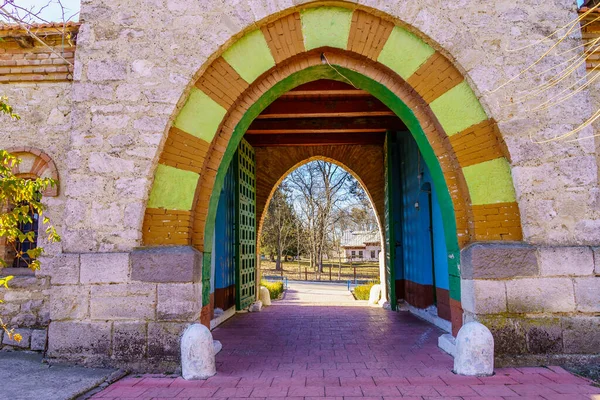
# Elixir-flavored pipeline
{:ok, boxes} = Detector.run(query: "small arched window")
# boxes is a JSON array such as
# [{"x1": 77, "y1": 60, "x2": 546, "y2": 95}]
[{"x1": 1, "y1": 148, "x2": 59, "y2": 270}]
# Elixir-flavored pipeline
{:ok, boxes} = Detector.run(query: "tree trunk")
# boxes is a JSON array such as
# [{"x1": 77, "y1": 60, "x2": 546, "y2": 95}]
[
  {"x1": 318, "y1": 251, "x2": 324, "y2": 274},
  {"x1": 275, "y1": 237, "x2": 281, "y2": 271}
]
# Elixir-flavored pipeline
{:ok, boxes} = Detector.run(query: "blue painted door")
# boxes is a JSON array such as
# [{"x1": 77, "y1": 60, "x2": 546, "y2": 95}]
[{"x1": 214, "y1": 162, "x2": 236, "y2": 311}]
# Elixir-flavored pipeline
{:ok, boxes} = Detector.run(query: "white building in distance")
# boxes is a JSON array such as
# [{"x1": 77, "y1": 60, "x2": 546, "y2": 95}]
[{"x1": 340, "y1": 231, "x2": 381, "y2": 262}]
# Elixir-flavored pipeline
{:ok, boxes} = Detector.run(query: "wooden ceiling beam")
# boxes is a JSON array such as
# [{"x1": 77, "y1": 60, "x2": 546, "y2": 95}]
[
  {"x1": 247, "y1": 116, "x2": 405, "y2": 131},
  {"x1": 245, "y1": 128, "x2": 388, "y2": 135},
  {"x1": 279, "y1": 89, "x2": 370, "y2": 98},
  {"x1": 260, "y1": 97, "x2": 390, "y2": 115},
  {"x1": 255, "y1": 111, "x2": 395, "y2": 119},
  {"x1": 245, "y1": 132, "x2": 386, "y2": 147}
]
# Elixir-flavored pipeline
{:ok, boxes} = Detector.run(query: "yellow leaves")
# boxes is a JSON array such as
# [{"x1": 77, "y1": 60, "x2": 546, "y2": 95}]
[
  {"x1": 0, "y1": 276, "x2": 13, "y2": 303},
  {"x1": 0, "y1": 275, "x2": 13, "y2": 289},
  {"x1": 0, "y1": 317, "x2": 22, "y2": 343}
]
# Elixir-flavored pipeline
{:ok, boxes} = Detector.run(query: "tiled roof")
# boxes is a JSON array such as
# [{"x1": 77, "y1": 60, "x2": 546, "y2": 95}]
[
  {"x1": 0, "y1": 21, "x2": 79, "y2": 30},
  {"x1": 340, "y1": 231, "x2": 380, "y2": 248},
  {"x1": 0, "y1": 21, "x2": 80, "y2": 36}
]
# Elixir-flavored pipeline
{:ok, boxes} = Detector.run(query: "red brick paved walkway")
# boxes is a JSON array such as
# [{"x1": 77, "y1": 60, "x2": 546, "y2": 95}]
[{"x1": 93, "y1": 305, "x2": 600, "y2": 399}]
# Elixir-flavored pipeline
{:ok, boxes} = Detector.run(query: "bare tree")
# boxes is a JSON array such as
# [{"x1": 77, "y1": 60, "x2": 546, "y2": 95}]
[
  {"x1": 261, "y1": 185, "x2": 297, "y2": 271},
  {"x1": 0, "y1": 0, "x2": 78, "y2": 67},
  {"x1": 493, "y1": 2, "x2": 600, "y2": 142},
  {"x1": 287, "y1": 161, "x2": 352, "y2": 276}
]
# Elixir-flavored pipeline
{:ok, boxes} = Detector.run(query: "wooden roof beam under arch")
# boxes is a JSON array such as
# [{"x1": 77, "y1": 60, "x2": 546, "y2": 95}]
[{"x1": 244, "y1": 79, "x2": 406, "y2": 147}]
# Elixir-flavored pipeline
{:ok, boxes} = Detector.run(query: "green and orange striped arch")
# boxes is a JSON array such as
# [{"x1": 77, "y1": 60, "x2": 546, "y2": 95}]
[{"x1": 142, "y1": 4, "x2": 522, "y2": 319}]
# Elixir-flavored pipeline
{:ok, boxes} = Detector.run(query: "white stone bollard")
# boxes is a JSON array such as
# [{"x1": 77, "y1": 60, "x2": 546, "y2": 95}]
[
  {"x1": 181, "y1": 324, "x2": 217, "y2": 380},
  {"x1": 453, "y1": 321, "x2": 494, "y2": 376},
  {"x1": 213, "y1": 340, "x2": 223, "y2": 355},
  {"x1": 248, "y1": 300, "x2": 262, "y2": 312},
  {"x1": 259, "y1": 286, "x2": 272, "y2": 306},
  {"x1": 378, "y1": 251, "x2": 387, "y2": 306},
  {"x1": 368, "y1": 284, "x2": 381, "y2": 305}
]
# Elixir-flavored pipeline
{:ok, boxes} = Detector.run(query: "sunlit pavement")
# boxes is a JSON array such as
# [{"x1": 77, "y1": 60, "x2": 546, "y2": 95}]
[
  {"x1": 276, "y1": 281, "x2": 367, "y2": 306},
  {"x1": 92, "y1": 285, "x2": 600, "y2": 400}
]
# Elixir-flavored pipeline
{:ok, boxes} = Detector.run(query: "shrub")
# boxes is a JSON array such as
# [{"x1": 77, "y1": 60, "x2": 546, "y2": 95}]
[
  {"x1": 260, "y1": 280, "x2": 285, "y2": 299},
  {"x1": 353, "y1": 281, "x2": 379, "y2": 300}
]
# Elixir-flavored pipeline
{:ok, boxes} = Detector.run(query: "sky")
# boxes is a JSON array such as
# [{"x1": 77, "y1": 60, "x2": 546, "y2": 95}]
[
  {"x1": 3, "y1": 0, "x2": 80, "y2": 23},
  {"x1": 6, "y1": 0, "x2": 586, "y2": 23}
]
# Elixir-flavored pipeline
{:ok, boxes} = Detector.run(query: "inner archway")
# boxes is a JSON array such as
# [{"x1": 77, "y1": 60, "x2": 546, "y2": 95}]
[
  {"x1": 257, "y1": 157, "x2": 383, "y2": 284},
  {"x1": 142, "y1": 4, "x2": 523, "y2": 336}
]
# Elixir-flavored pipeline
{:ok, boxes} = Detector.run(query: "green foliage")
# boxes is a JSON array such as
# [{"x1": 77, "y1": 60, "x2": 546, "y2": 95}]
[
  {"x1": 260, "y1": 280, "x2": 285, "y2": 299},
  {"x1": 353, "y1": 281, "x2": 379, "y2": 300},
  {"x1": 0, "y1": 150, "x2": 61, "y2": 270},
  {"x1": 0, "y1": 98, "x2": 60, "y2": 343},
  {"x1": 0, "y1": 96, "x2": 20, "y2": 121}
]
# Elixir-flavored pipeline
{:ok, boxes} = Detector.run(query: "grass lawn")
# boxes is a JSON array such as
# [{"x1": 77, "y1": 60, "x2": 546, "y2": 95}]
[{"x1": 260, "y1": 259, "x2": 380, "y2": 282}]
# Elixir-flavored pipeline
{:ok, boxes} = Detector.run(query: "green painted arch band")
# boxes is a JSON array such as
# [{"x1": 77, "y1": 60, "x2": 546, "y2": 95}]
[
  {"x1": 222, "y1": 29, "x2": 275, "y2": 84},
  {"x1": 429, "y1": 81, "x2": 488, "y2": 136},
  {"x1": 462, "y1": 157, "x2": 517, "y2": 205},
  {"x1": 202, "y1": 64, "x2": 465, "y2": 304},
  {"x1": 173, "y1": 87, "x2": 227, "y2": 143},
  {"x1": 147, "y1": 164, "x2": 199, "y2": 210},
  {"x1": 377, "y1": 26, "x2": 435, "y2": 80}
]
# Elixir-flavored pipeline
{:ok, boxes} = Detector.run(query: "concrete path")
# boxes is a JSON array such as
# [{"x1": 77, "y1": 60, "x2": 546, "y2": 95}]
[
  {"x1": 91, "y1": 285, "x2": 600, "y2": 400},
  {"x1": 277, "y1": 281, "x2": 367, "y2": 306},
  {"x1": 0, "y1": 351, "x2": 114, "y2": 400}
]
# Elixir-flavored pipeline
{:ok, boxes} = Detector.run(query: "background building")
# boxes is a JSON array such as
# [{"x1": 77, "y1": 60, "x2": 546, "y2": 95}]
[{"x1": 340, "y1": 231, "x2": 381, "y2": 262}]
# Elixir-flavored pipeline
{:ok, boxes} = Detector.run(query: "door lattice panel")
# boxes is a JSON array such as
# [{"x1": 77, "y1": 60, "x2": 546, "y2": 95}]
[{"x1": 235, "y1": 138, "x2": 256, "y2": 310}]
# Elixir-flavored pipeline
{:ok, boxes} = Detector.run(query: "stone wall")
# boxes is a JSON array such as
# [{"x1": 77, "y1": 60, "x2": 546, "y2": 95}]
[
  {"x1": 43, "y1": 248, "x2": 202, "y2": 370},
  {"x1": 61, "y1": 0, "x2": 596, "y2": 254},
  {"x1": 0, "y1": 271, "x2": 50, "y2": 352},
  {"x1": 0, "y1": 31, "x2": 72, "y2": 352},
  {"x1": 461, "y1": 243, "x2": 600, "y2": 361},
  {"x1": 0, "y1": 0, "x2": 599, "y2": 369}
]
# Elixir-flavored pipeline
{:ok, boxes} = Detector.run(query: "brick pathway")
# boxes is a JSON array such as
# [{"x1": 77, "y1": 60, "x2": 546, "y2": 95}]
[
  {"x1": 92, "y1": 303, "x2": 600, "y2": 399},
  {"x1": 277, "y1": 281, "x2": 367, "y2": 306}
]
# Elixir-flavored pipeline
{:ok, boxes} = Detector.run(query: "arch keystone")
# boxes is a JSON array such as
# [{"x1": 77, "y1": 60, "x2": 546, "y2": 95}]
[{"x1": 301, "y1": 7, "x2": 353, "y2": 50}]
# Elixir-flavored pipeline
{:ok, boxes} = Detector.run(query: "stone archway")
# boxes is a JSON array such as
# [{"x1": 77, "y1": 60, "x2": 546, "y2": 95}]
[
  {"x1": 254, "y1": 150, "x2": 388, "y2": 309},
  {"x1": 142, "y1": 4, "x2": 522, "y2": 333}
]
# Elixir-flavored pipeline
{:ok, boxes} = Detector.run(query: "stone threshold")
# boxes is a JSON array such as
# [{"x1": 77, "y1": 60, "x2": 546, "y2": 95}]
[
  {"x1": 210, "y1": 306, "x2": 236, "y2": 330},
  {"x1": 401, "y1": 303, "x2": 452, "y2": 333},
  {"x1": 438, "y1": 333, "x2": 456, "y2": 357}
]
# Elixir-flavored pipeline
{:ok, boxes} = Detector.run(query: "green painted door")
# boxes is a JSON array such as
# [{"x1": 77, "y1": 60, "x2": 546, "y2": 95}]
[{"x1": 235, "y1": 138, "x2": 257, "y2": 310}]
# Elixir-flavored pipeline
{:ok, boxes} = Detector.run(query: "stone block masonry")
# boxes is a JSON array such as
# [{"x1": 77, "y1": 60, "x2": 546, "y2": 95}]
[
  {"x1": 461, "y1": 243, "x2": 600, "y2": 359},
  {"x1": 0, "y1": 270, "x2": 50, "y2": 352},
  {"x1": 43, "y1": 247, "x2": 203, "y2": 370}
]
